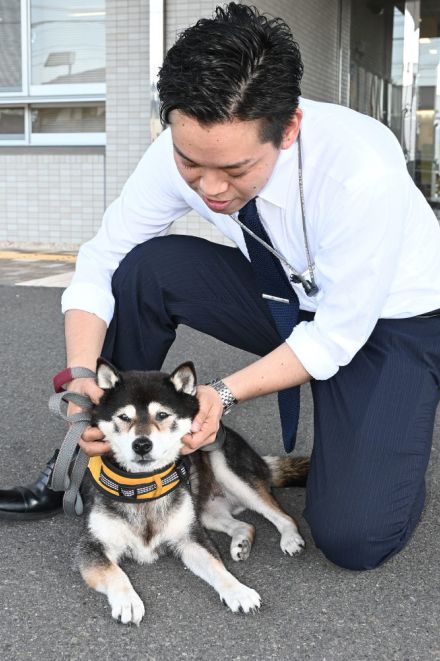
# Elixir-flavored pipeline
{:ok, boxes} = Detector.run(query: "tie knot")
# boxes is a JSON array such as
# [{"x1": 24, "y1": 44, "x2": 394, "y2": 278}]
[
  {"x1": 238, "y1": 197, "x2": 257, "y2": 216},
  {"x1": 238, "y1": 197, "x2": 261, "y2": 233}
]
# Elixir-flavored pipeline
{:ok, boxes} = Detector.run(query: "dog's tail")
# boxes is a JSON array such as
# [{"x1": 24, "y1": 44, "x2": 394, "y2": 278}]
[{"x1": 263, "y1": 455, "x2": 310, "y2": 487}]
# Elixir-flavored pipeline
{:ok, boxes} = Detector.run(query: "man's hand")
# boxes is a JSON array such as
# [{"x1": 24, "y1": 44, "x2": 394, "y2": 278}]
[
  {"x1": 181, "y1": 385, "x2": 224, "y2": 454},
  {"x1": 65, "y1": 377, "x2": 111, "y2": 457}
]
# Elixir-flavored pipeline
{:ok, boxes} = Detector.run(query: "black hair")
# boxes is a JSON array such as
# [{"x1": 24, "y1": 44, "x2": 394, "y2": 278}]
[{"x1": 157, "y1": 2, "x2": 303, "y2": 147}]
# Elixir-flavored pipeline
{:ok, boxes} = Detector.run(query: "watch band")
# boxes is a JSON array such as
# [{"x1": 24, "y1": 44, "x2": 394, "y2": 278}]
[
  {"x1": 208, "y1": 379, "x2": 237, "y2": 415},
  {"x1": 53, "y1": 367, "x2": 96, "y2": 393}
]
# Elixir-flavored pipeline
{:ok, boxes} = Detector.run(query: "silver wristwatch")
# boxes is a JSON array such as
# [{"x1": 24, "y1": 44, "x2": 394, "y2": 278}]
[{"x1": 208, "y1": 379, "x2": 237, "y2": 415}]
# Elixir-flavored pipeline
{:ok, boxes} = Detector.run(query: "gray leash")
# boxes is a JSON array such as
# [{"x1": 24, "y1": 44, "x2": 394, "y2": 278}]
[{"x1": 49, "y1": 368, "x2": 96, "y2": 516}]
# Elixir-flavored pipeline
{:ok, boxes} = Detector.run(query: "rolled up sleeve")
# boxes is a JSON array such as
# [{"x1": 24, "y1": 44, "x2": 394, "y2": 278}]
[{"x1": 61, "y1": 282, "x2": 115, "y2": 327}]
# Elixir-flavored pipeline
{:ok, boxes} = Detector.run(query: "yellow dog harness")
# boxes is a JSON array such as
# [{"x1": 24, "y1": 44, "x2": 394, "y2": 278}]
[{"x1": 87, "y1": 455, "x2": 190, "y2": 502}]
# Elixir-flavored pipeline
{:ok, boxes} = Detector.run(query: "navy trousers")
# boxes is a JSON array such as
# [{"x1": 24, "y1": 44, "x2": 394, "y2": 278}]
[{"x1": 103, "y1": 235, "x2": 440, "y2": 570}]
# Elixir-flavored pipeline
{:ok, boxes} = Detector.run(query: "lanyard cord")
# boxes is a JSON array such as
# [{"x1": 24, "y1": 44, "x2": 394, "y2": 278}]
[
  {"x1": 229, "y1": 132, "x2": 319, "y2": 297},
  {"x1": 297, "y1": 133, "x2": 317, "y2": 292},
  {"x1": 229, "y1": 211, "x2": 301, "y2": 277}
]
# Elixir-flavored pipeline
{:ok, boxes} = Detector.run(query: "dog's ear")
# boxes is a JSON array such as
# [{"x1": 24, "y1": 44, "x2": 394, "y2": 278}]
[
  {"x1": 96, "y1": 357, "x2": 121, "y2": 390},
  {"x1": 169, "y1": 362, "x2": 197, "y2": 395}
]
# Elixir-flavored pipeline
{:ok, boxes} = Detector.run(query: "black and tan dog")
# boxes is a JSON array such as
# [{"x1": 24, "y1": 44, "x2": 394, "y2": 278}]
[{"x1": 77, "y1": 358, "x2": 309, "y2": 625}]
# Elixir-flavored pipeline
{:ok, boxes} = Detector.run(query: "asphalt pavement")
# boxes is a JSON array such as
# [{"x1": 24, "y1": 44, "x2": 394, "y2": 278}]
[{"x1": 0, "y1": 273, "x2": 439, "y2": 660}]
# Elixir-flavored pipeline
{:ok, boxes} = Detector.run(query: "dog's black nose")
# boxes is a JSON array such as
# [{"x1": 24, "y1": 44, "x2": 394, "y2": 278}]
[{"x1": 132, "y1": 437, "x2": 153, "y2": 456}]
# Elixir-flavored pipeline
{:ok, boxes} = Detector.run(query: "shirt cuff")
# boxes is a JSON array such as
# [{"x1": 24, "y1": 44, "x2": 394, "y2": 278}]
[
  {"x1": 61, "y1": 282, "x2": 115, "y2": 327},
  {"x1": 286, "y1": 321, "x2": 340, "y2": 380}
]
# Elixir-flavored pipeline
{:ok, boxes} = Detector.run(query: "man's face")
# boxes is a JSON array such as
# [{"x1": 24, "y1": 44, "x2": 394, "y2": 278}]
[{"x1": 170, "y1": 110, "x2": 300, "y2": 215}]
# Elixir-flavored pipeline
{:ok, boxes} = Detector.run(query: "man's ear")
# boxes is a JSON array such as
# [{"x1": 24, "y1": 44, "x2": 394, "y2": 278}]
[
  {"x1": 280, "y1": 108, "x2": 302, "y2": 150},
  {"x1": 96, "y1": 357, "x2": 121, "y2": 390},
  {"x1": 169, "y1": 362, "x2": 197, "y2": 395}
]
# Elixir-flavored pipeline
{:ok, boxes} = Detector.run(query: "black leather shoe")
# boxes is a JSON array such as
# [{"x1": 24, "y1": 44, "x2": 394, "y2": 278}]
[{"x1": 0, "y1": 450, "x2": 63, "y2": 520}]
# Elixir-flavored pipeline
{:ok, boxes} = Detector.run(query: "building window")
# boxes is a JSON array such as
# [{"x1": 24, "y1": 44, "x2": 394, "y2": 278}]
[
  {"x1": 0, "y1": 0, "x2": 105, "y2": 146},
  {"x1": 31, "y1": 104, "x2": 105, "y2": 132},
  {"x1": 30, "y1": 1, "x2": 105, "y2": 90},
  {"x1": 0, "y1": 107, "x2": 25, "y2": 139},
  {"x1": 0, "y1": 1, "x2": 22, "y2": 93},
  {"x1": 30, "y1": 103, "x2": 105, "y2": 145}
]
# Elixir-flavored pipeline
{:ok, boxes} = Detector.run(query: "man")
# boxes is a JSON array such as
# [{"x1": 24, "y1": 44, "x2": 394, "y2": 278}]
[{"x1": 1, "y1": 3, "x2": 439, "y2": 571}]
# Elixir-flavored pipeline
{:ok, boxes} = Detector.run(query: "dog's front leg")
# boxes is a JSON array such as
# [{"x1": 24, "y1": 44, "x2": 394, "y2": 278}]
[
  {"x1": 176, "y1": 539, "x2": 261, "y2": 613},
  {"x1": 79, "y1": 555, "x2": 145, "y2": 625}
]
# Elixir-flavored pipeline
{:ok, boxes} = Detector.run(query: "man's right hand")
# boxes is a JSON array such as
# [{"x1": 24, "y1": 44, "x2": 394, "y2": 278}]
[{"x1": 66, "y1": 376, "x2": 111, "y2": 457}]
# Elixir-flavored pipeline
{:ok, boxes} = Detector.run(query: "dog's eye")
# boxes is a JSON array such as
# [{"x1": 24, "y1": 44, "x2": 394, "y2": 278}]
[
  {"x1": 156, "y1": 411, "x2": 170, "y2": 421},
  {"x1": 118, "y1": 413, "x2": 131, "y2": 423}
]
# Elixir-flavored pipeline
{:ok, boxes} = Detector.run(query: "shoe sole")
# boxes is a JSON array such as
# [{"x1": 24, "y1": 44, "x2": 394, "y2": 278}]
[{"x1": 0, "y1": 508, "x2": 63, "y2": 521}]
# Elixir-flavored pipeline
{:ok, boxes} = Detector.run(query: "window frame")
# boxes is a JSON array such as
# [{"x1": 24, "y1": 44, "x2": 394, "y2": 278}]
[
  {"x1": 0, "y1": 105, "x2": 27, "y2": 144},
  {"x1": 0, "y1": 0, "x2": 106, "y2": 146}
]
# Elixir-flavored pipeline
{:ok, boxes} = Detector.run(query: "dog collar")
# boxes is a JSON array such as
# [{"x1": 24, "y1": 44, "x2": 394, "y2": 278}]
[{"x1": 87, "y1": 455, "x2": 190, "y2": 503}]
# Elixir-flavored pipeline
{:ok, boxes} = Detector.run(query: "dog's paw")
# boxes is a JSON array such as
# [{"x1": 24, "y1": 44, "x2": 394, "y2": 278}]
[
  {"x1": 108, "y1": 589, "x2": 145, "y2": 625},
  {"x1": 220, "y1": 582, "x2": 261, "y2": 613},
  {"x1": 230, "y1": 524, "x2": 255, "y2": 562},
  {"x1": 280, "y1": 529, "x2": 305, "y2": 556},
  {"x1": 230, "y1": 537, "x2": 252, "y2": 562}
]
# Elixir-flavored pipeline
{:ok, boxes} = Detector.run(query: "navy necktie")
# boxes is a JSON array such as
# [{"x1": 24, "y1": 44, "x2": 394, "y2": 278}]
[{"x1": 238, "y1": 197, "x2": 300, "y2": 453}]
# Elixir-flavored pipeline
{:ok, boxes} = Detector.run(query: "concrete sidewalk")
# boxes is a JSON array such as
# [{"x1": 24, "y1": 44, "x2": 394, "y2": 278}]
[
  {"x1": 0, "y1": 284, "x2": 439, "y2": 661},
  {"x1": 0, "y1": 248, "x2": 75, "y2": 287}
]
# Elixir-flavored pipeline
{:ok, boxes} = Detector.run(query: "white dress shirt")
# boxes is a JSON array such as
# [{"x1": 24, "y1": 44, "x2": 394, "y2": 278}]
[{"x1": 62, "y1": 98, "x2": 440, "y2": 380}]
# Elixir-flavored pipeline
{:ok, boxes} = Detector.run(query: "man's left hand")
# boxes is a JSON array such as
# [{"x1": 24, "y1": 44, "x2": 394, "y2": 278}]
[{"x1": 181, "y1": 384, "x2": 224, "y2": 454}]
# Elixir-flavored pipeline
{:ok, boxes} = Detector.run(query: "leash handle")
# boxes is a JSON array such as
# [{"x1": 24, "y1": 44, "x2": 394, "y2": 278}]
[
  {"x1": 49, "y1": 390, "x2": 93, "y2": 417},
  {"x1": 53, "y1": 367, "x2": 96, "y2": 393},
  {"x1": 48, "y1": 387, "x2": 94, "y2": 516},
  {"x1": 62, "y1": 450, "x2": 90, "y2": 516}
]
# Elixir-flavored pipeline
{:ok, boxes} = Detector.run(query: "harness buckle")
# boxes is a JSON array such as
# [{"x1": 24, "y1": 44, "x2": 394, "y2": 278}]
[
  {"x1": 175, "y1": 458, "x2": 191, "y2": 490},
  {"x1": 119, "y1": 484, "x2": 138, "y2": 499}
]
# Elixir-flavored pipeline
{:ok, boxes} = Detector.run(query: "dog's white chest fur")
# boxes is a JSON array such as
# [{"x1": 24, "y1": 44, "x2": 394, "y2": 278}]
[{"x1": 89, "y1": 496, "x2": 195, "y2": 564}]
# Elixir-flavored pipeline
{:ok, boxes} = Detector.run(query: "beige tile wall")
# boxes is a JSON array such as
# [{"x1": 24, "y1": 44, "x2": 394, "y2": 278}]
[
  {"x1": 0, "y1": 150, "x2": 104, "y2": 245},
  {"x1": 105, "y1": 0, "x2": 150, "y2": 207}
]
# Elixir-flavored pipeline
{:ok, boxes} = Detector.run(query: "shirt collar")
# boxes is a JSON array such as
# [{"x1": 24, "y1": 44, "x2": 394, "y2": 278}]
[{"x1": 257, "y1": 139, "x2": 298, "y2": 209}]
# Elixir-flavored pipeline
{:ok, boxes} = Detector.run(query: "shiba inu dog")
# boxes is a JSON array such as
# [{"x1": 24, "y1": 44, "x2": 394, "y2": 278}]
[{"x1": 77, "y1": 358, "x2": 309, "y2": 625}]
